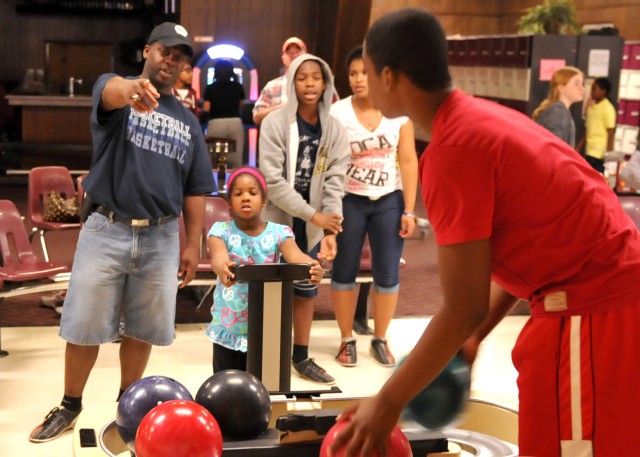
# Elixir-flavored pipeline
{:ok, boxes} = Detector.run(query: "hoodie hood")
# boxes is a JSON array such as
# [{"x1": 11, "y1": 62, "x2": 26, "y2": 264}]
[{"x1": 284, "y1": 53, "x2": 335, "y2": 124}]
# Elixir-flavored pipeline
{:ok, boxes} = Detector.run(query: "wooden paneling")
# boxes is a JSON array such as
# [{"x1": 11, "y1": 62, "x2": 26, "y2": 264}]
[
  {"x1": 317, "y1": 0, "x2": 373, "y2": 97},
  {"x1": 22, "y1": 106, "x2": 91, "y2": 144},
  {"x1": 182, "y1": 0, "x2": 321, "y2": 91},
  {"x1": 370, "y1": 0, "x2": 640, "y2": 40},
  {"x1": 0, "y1": 2, "x2": 145, "y2": 84},
  {"x1": 370, "y1": 0, "x2": 502, "y2": 36},
  {"x1": 3, "y1": 0, "x2": 639, "y2": 105},
  {"x1": 501, "y1": 0, "x2": 640, "y2": 40}
]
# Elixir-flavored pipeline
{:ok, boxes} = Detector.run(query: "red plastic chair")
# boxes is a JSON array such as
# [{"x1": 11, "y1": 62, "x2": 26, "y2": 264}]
[
  {"x1": 0, "y1": 199, "x2": 70, "y2": 356},
  {"x1": 27, "y1": 166, "x2": 81, "y2": 261},
  {"x1": 359, "y1": 236, "x2": 373, "y2": 271},
  {"x1": 200, "y1": 196, "x2": 232, "y2": 267},
  {"x1": 178, "y1": 196, "x2": 231, "y2": 267},
  {"x1": 179, "y1": 196, "x2": 231, "y2": 308},
  {"x1": 76, "y1": 173, "x2": 88, "y2": 209}
]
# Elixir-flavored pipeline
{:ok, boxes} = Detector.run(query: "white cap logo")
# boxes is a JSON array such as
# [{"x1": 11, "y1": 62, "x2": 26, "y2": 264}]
[{"x1": 175, "y1": 25, "x2": 188, "y2": 37}]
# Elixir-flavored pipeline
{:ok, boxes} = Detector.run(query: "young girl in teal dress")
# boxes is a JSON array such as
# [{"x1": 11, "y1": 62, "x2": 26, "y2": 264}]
[{"x1": 206, "y1": 167, "x2": 323, "y2": 372}]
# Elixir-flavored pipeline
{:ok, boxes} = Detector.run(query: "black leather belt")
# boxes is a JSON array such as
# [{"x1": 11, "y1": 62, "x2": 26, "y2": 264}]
[{"x1": 93, "y1": 205, "x2": 176, "y2": 227}]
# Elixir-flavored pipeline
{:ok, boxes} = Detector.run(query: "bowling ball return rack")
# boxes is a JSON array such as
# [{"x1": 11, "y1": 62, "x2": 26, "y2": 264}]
[
  {"x1": 73, "y1": 396, "x2": 518, "y2": 456},
  {"x1": 71, "y1": 264, "x2": 520, "y2": 456}
]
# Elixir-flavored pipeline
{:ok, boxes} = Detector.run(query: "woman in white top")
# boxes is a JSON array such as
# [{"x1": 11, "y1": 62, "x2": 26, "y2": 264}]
[{"x1": 329, "y1": 46, "x2": 418, "y2": 368}]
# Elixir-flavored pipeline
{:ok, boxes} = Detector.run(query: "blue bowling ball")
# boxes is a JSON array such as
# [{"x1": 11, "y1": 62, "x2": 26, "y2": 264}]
[
  {"x1": 116, "y1": 375, "x2": 193, "y2": 452},
  {"x1": 196, "y1": 370, "x2": 271, "y2": 440},
  {"x1": 400, "y1": 352, "x2": 471, "y2": 430}
]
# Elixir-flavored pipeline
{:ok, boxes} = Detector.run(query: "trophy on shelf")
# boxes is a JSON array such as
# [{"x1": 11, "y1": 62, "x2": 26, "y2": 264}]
[{"x1": 205, "y1": 137, "x2": 236, "y2": 196}]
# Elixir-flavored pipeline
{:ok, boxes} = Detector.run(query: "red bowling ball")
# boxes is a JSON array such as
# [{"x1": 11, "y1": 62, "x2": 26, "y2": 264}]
[
  {"x1": 319, "y1": 419, "x2": 412, "y2": 457},
  {"x1": 116, "y1": 375, "x2": 193, "y2": 453},
  {"x1": 135, "y1": 400, "x2": 223, "y2": 457}
]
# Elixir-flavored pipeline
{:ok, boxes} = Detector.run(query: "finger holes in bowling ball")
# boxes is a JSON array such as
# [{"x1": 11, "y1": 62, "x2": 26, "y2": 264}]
[{"x1": 195, "y1": 369, "x2": 272, "y2": 440}]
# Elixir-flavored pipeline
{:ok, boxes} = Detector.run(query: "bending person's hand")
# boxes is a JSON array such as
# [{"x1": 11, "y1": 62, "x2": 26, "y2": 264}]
[{"x1": 329, "y1": 395, "x2": 403, "y2": 457}]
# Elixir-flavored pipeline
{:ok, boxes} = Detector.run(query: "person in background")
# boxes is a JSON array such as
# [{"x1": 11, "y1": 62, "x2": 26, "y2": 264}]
[
  {"x1": 577, "y1": 77, "x2": 616, "y2": 174},
  {"x1": 172, "y1": 61, "x2": 199, "y2": 118},
  {"x1": 29, "y1": 22, "x2": 215, "y2": 443},
  {"x1": 329, "y1": 45, "x2": 417, "y2": 369},
  {"x1": 40, "y1": 290, "x2": 66, "y2": 312},
  {"x1": 329, "y1": 9, "x2": 640, "y2": 457},
  {"x1": 259, "y1": 53, "x2": 350, "y2": 385},
  {"x1": 206, "y1": 167, "x2": 323, "y2": 372},
  {"x1": 252, "y1": 37, "x2": 308, "y2": 125},
  {"x1": 202, "y1": 59, "x2": 246, "y2": 168},
  {"x1": 532, "y1": 66, "x2": 584, "y2": 148}
]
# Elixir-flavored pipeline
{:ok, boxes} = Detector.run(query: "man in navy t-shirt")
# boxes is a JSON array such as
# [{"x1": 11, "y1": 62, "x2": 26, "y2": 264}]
[{"x1": 29, "y1": 22, "x2": 215, "y2": 443}]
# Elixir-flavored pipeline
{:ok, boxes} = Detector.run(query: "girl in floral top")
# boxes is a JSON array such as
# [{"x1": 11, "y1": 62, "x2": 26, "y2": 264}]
[{"x1": 206, "y1": 167, "x2": 323, "y2": 372}]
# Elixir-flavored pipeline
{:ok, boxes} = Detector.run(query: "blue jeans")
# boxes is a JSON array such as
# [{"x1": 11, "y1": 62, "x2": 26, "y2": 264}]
[
  {"x1": 60, "y1": 212, "x2": 180, "y2": 345},
  {"x1": 331, "y1": 190, "x2": 405, "y2": 293}
]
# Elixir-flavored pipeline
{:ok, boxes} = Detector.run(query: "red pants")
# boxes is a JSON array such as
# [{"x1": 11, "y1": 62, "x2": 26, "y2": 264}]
[{"x1": 513, "y1": 301, "x2": 640, "y2": 457}]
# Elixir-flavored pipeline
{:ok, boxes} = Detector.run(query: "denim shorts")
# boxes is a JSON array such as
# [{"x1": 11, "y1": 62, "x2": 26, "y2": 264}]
[
  {"x1": 331, "y1": 190, "x2": 405, "y2": 294},
  {"x1": 59, "y1": 212, "x2": 180, "y2": 345}
]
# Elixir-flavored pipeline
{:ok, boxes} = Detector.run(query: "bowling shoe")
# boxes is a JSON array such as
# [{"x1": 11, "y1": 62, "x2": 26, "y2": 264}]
[
  {"x1": 29, "y1": 405, "x2": 82, "y2": 443},
  {"x1": 335, "y1": 339, "x2": 357, "y2": 367},
  {"x1": 370, "y1": 338, "x2": 396, "y2": 367},
  {"x1": 293, "y1": 358, "x2": 336, "y2": 385}
]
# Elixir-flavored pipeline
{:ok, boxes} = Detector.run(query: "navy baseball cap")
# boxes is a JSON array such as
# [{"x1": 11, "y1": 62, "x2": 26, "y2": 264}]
[{"x1": 147, "y1": 22, "x2": 193, "y2": 57}]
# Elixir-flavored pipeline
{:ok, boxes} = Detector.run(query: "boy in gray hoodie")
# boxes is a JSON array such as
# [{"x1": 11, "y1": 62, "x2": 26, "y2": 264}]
[{"x1": 259, "y1": 54, "x2": 350, "y2": 384}]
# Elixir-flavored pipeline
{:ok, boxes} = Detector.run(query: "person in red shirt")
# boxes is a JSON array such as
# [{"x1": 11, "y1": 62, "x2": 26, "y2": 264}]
[
  {"x1": 172, "y1": 62, "x2": 199, "y2": 118},
  {"x1": 330, "y1": 8, "x2": 640, "y2": 457}
]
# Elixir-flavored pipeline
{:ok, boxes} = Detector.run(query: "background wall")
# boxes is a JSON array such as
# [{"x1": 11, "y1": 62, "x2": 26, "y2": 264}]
[
  {"x1": 371, "y1": 0, "x2": 640, "y2": 41},
  {"x1": 181, "y1": 0, "x2": 321, "y2": 96},
  {"x1": 501, "y1": 0, "x2": 639, "y2": 39},
  {"x1": 370, "y1": 0, "x2": 503, "y2": 36},
  {"x1": 1, "y1": 0, "x2": 638, "y2": 98},
  {"x1": 0, "y1": 1, "x2": 146, "y2": 85}
]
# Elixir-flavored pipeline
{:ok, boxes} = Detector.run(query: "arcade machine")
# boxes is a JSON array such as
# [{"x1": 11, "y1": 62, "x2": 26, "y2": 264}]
[{"x1": 192, "y1": 43, "x2": 260, "y2": 170}]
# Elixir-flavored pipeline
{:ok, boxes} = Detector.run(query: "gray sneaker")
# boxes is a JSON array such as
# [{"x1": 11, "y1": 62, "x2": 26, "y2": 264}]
[
  {"x1": 29, "y1": 406, "x2": 82, "y2": 443},
  {"x1": 292, "y1": 358, "x2": 336, "y2": 385}
]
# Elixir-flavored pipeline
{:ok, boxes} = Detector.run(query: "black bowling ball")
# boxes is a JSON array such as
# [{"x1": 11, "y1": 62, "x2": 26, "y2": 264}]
[{"x1": 195, "y1": 370, "x2": 271, "y2": 440}]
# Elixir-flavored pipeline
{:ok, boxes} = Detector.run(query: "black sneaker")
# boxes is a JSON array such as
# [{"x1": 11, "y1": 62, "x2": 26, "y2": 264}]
[
  {"x1": 292, "y1": 358, "x2": 336, "y2": 385},
  {"x1": 370, "y1": 339, "x2": 396, "y2": 367},
  {"x1": 29, "y1": 406, "x2": 82, "y2": 443},
  {"x1": 335, "y1": 340, "x2": 357, "y2": 367}
]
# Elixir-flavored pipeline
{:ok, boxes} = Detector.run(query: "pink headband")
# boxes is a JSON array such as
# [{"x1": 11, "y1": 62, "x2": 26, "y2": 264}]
[{"x1": 227, "y1": 167, "x2": 267, "y2": 193}]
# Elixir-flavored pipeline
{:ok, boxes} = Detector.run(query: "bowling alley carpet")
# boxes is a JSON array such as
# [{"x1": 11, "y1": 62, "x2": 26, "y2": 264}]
[
  {"x1": 0, "y1": 177, "x2": 529, "y2": 327},
  {"x1": 0, "y1": 234, "x2": 450, "y2": 326}
]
